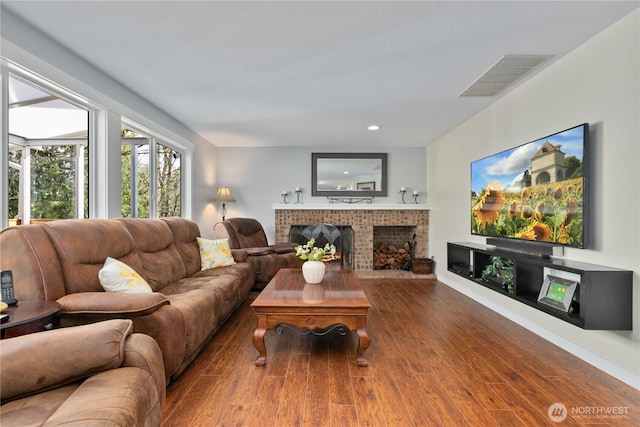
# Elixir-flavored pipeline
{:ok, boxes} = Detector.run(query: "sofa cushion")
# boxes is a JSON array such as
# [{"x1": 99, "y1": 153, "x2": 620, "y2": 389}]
[
  {"x1": 1, "y1": 369, "x2": 160, "y2": 427},
  {"x1": 187, "y1": 264, "x2": 255, "y2": 315},
  {"x1": 217, "y1": 218, "x2": 269, "y2": 249},
  {"x1": 44, "y1": 219, "x2": 141, "y2": 295},
  {"x1": 99, "y1": 257, "x2": 153, "y2": 293},
  {"x1": 197, "y1": 237, "x2": 236, "y2": 270},
  {"x1": 0, "y1": 384, "x2": 79, "y2": 427},
  {"x1": 0, "y1": 225, "x2": 66, "y2": 301},
  {"x1": 160, "y1": 217, "x2": 202, "y2": 277},
  {"x1": 117, "y1": 218, "x2": 188, "y2": 291},
  {"x1": 45, "y1": 368, "x2": 160, "y2": 427},
  {"x1": 164, "y1": 290, "x2": 220, "y2": 358}
]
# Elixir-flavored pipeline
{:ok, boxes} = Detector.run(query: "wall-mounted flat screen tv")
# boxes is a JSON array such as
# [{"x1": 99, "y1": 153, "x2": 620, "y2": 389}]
[{"x1": 471, "y1": 123, "x2": 589, "y2": 248}]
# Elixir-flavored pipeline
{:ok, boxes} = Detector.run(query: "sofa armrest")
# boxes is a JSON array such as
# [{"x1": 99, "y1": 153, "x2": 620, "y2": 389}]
[
  {"x1": 0, "y1": 319, "x2": 133, "y2": 402},
  {"x1": 271, "y1": 242, "x2": 298, "y2": 254},
  {"x1": 57, "y1": 292, "x2": 169, "y2": 318},
  {"x1": 231, "y1": 248, "x2": 249, "y2": 262},
  {"x1": 245, "y1": 247, "x2": 276, "y2": 256},
  {"x1": 123, "y1": 333, "x2": 166, "y2": 405}
]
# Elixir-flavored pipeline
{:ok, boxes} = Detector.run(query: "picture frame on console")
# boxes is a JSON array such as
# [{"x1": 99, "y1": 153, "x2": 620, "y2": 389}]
[{"x1": 537, "y1": 274, "x2": 578, "y2": 313}]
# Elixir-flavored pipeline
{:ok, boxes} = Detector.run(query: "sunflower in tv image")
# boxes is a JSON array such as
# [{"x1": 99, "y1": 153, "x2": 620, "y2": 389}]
[{"x1": 471, "y1": 178, "x2": 583, "y2": 246}]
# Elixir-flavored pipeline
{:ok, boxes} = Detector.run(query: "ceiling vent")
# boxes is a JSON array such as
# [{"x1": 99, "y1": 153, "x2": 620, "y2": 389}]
[{"x1": 460, "y1": 55, "x2": 553, "y2": 97}]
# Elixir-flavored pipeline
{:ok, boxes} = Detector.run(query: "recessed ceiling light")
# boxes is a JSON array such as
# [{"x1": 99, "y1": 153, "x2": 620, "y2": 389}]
[{"x1": 368, "y1": 125, "x2": 381, "y2": 131}]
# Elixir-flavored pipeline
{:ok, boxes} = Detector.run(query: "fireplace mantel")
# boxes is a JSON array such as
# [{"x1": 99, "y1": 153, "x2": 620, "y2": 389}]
[
  {"x1": 272, "y1": 204, "x2": 431, "y2": 211},
  {"x1": 274, "y1": 205, "x2": 430, "y2": 271}
]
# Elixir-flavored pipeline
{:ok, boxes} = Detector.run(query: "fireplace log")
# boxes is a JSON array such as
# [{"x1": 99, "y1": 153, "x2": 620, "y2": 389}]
[{"x1": 373, "y1": 241, "x2": 413, "y2": 270}]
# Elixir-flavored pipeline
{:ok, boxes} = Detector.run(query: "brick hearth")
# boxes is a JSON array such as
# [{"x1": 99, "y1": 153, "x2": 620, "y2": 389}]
[{"x1": 274, "y1": 205, "x2": 429, "y2": 271}]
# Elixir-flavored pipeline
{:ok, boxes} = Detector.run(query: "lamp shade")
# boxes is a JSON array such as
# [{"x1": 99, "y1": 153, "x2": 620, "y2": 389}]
[{"x1": 212, "y1": 187, "x2": 236, "y2": 203}]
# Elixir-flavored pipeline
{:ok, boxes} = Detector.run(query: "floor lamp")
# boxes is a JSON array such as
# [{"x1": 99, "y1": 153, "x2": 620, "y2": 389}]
[{"x1": 213, "y1": 187, "x2": 236, "y2": 221}]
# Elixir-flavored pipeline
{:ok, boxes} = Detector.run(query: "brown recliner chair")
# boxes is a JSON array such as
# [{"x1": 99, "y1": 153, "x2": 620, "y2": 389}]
[
  {"x1": 214, "y1": 218, "x2": 302, "y2": 289},
  {"x1": 1, "y1": 319, "x2": 165, "y2": 426}
]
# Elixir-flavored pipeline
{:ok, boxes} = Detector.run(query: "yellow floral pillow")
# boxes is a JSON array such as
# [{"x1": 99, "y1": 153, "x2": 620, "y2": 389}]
[
  {"x1": 98, "y1": 257, "x2": 152, "y2": 293},
  {"x1": 197, "y1": 237, "x2": 236, "y2": 270}
]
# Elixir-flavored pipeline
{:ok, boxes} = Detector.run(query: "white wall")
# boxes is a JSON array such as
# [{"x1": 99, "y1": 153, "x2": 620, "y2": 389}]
[
  {"x1": 217, "y1": 146, "x2": 427, "y2": 243},
  {"x1": 192, "y1": 141, "x2": 219, "y2": 238},
  {"x1": 428, "y1": 10, "x2": 639, "y2": 388}
]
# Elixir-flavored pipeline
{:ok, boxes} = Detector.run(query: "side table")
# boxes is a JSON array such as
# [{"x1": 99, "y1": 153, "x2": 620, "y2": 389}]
[{"x1": 0, "y1": 300, "x2": 61, "y2": 339}]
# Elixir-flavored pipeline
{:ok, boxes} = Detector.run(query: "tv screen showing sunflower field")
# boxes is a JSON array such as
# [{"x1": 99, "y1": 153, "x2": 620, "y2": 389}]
[{"x1": 471, "y1": 124, "x2": 587, "y2": 247}]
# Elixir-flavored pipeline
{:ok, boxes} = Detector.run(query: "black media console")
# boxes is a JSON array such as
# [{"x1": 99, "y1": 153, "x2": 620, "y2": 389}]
[{"x1": 447, "y1": 242, "x2": 632, "y2": 330}]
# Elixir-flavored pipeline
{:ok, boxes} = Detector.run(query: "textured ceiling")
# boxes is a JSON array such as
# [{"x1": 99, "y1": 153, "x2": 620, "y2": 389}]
[{"x1": 3, "y1": 1, "x2": 637, "y2": 147}]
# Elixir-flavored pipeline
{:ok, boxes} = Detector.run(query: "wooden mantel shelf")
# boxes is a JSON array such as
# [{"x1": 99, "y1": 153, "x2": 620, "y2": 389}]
[{"x1": 272, "y1": 204, "x2": 431, "y2": 211}]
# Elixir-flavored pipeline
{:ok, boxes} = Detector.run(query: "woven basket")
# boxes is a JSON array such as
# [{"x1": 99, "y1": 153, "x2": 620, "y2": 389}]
[{"x1": 411, "y1": 258, "x2": 433, "y2": 274}]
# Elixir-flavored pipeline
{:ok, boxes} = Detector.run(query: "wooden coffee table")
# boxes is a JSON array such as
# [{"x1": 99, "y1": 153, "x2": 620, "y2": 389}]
[{"x1": 251, "y1": 268, "x2": 372, "y2": 367}]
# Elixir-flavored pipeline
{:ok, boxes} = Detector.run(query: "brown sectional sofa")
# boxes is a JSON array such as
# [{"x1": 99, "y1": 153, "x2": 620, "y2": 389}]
[
  {"x1": 0, "y1": 217, "x2": 255, "y2": 383},
  {"x1": 1, "y1": 319, "x2": 165, "y2": 426}
]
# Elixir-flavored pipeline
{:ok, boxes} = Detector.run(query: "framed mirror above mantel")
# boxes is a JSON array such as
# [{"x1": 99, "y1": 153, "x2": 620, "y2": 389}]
[{"x1": 311, "y1": 153, "x2": 388, "y2": 198}]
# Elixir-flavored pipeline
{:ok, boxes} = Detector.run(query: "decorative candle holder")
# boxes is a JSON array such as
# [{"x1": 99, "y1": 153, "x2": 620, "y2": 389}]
[
  {"x1": 294, "y1": 187, "x2": 302, "y2": 204},
  {"x1": 281, "y1": 191, "x2": 289, "y2": 204},
  {"x1": 399, "y1": 187, "x2": 407, "y2": 204}
]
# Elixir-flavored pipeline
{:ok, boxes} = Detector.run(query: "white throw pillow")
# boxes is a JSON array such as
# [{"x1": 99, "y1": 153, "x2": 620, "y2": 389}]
[
  {"x1": 197, "y1": 237, "x2": 236, "y2": 270},
  {"x1": 98, "y1": 257, "x2": 152, "y2": 293}
]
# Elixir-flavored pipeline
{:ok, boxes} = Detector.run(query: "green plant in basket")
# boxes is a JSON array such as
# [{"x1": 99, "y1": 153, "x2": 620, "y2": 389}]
[{"x1": 294, "y1": 238, "x2": 336, "y2": 262}]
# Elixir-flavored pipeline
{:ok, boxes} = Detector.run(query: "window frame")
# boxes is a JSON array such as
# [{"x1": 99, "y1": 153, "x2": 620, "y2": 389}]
[
  {"x1": 2, "y1": 65, "x2": 97, "y2": 227},
  {"x1": 121, "y1": 118, "x2": 185, "y2": 219}
]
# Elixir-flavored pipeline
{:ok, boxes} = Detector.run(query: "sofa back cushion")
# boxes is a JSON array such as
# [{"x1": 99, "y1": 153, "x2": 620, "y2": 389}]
[
  {"x1": 218, "y1": 218, "x2": 269, "y2": 249},
  {"x1": 0, "y1": 225, "x2": 66, "y2": 301},
  {"x1": 160, "y1": 217, "x2": 202, "y2": 277},
  {"x1": 44, "y1": 219, "x2": 142, "y2": 294},
  {"x1": 117, "y1": 218, "x2": 187, "y2": 290}
]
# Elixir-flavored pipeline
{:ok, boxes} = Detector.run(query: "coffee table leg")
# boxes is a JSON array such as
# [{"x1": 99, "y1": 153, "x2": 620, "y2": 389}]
[
  {"x1": 253, "y1": 316, "x2": 267, "y2": 366},
  {"x1": 356, "y1": 317, "x2": 370, "y2": 367}
]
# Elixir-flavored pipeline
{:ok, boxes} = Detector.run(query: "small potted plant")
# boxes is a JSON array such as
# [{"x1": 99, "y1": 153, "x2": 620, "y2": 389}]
[
  {"x1": 481, "y1": 256, "x2": 514, "y2": 294},
  {"x1": 294, "y1": 238, "x2": 336, "y2": 284}
]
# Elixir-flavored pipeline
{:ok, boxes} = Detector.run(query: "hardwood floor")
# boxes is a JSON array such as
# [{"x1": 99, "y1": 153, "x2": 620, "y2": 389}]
[{"x1": 162, "y1": 278, "x2": 639, "y2": 426}]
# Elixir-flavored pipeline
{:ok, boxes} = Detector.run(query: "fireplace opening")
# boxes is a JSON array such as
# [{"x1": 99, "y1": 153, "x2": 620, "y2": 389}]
[
  {"x1": 373, "y1": 226, "x2": 417, "y2": 270},
  {"x1": 289, "y1": 224, "x2": 353, "y2": 268}
]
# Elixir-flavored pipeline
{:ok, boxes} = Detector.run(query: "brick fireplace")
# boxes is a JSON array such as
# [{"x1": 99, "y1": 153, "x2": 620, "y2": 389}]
[{"x1": 274, "y1": 205, "x2": 429, "y2": 271}]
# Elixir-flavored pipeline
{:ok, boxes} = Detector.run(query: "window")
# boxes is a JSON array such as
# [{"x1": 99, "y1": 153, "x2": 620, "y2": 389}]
[
  {"x1": 5, "y1": 75, "x2": 89, "y2": 225},
  {"x1": 2, "y1": 64, "x2": 191, "y2": 228},
  {"x1": 121, "y1": 124, "x2": 182, "y2": 218},
  {"x1": 156, "y1": 143, "x2": 181, "y2": 217}
]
